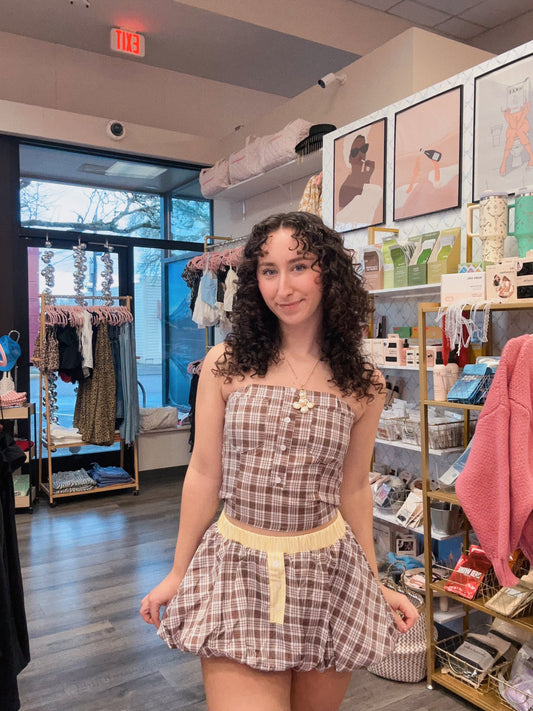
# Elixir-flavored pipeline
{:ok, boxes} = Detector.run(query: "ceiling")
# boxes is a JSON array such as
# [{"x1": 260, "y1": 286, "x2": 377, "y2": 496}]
[
  {"x1": 7, "y1": 0, "x2": 533, "y2": 195},
  {"x1": 0, "y1": 0, "x2": 531, "y2": 99}
]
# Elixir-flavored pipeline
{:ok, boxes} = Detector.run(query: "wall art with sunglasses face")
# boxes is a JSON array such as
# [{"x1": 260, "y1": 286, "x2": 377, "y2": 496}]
[
  {"x1": 333, "y1": 117, "x2": 386, "y2": 233},
  {"x1": 393, "y1": 86, "x2": 463, "y2": 221}
]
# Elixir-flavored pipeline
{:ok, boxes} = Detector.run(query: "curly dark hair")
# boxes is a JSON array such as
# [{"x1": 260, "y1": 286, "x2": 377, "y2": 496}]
[{"x1": 217, "y1": 211, "x2": 378, "y2": 399}]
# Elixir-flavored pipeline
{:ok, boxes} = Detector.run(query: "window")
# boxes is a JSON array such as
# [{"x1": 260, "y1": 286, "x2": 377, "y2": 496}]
[{"x1": 20, "y1": 143, "x2": 210, "y2": 434}]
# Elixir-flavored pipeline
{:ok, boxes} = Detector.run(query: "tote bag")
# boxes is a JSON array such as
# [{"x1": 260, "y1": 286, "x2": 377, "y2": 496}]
[{"x1": 367, "y1": 564, "x2": 436, "y2": 683}]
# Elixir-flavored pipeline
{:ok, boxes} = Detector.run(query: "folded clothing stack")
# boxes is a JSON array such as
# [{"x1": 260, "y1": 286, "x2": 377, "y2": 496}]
[
  {"x1": 88, "y1": 462, "x2": 133, "y2": 487},
  {"x1": 49, "y1": 424, "x2": 84, "y2": 444},
  {"x1": 52, "y1": 468, "x2": 96, "y2": 494},
  {"x1": 0, "y1": 391, "x2": 27, "y2": 407}
]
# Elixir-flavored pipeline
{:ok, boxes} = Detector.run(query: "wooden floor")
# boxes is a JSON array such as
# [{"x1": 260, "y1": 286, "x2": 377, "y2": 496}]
[{"x1": 14, "y1": 470, "x2": 475, "y2": 711}]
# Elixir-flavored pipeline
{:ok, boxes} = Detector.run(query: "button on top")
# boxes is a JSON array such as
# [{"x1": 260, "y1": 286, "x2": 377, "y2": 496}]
[{"x1": 279, "y1": 444, "x2": 286, "y2": 452}]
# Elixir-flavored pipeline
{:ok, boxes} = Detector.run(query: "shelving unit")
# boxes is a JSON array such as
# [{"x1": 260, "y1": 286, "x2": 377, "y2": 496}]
[
  {"x1": 214, "y1": 151, "x2": 322, "y2": 202},
  {"x1": 37, "y1": 294, "x2": 139, "y2": 506},
  {"x1": 418, "y1": 300, "x2": 533, "y2": 710},
  {"x1": 2, "y1": 402, "x2": 37, "y2": 512},
  {"x1": 375, "y1": 437, "x2": 462, "y2": 457}
]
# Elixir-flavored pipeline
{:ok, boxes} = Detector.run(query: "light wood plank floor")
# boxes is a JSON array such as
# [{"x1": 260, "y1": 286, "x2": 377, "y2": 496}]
[{"x1": 14, "y1": 470, "x2": 474, "y2": 711}]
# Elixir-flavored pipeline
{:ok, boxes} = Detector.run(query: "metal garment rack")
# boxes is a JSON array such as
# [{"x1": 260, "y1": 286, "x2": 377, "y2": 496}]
[{"x1": 36, "y1": 293, "x2": 139, "y2": 505}]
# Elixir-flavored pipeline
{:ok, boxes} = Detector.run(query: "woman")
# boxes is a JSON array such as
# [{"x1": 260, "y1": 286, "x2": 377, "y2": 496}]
[
  {"x1": 140, "y1": 212, "x2": 418, "y2": 711},
  {"x1": 338, "y1": 134, "x2": 375, "y2": 210}
]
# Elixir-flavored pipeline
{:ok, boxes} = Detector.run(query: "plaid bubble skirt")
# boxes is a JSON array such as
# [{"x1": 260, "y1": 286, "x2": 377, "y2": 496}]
[{"x1": 158, "y1": 510, "x2": 399, "y2": 672}]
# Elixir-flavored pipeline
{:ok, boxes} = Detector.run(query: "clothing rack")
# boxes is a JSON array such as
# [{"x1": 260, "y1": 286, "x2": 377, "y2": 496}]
[
  {"x1": 36, "y1": 293, "x2": 139, "y2": 505},
  {"x1": 203, "y1": 236, "x2": 233, "y2": 353}
]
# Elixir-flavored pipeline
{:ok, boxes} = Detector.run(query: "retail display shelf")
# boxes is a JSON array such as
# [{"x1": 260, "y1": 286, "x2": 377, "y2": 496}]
[
  {"x1": 372, "y1": 506, "x2": 460, "y2": 541},
  {"x1": 433, "y1": 602, "x2": 465, "y2": 624},
  {"x1": 420, "y1": 300, "x2": 533, "y2": 314},
  {"x1": 42, "y1": 432, "x2": 122, "y2": 450},
  {"x1": 2, "y1": 403, "x2": 35, "y2": 419},
  {"x1": 374, "y1": 437, "x2": 462, "y2": 457},
  {"x1": 430, "y1": 580, "x2": 533, "y2": 633},
  {"x1": 424, "y1": 399, "x2": 484, "y2": 411},
  {"x1": 430, "y1": 671, "x2": 508, "y2": 711},
  {"x1": 39, "y1": 481, "x2": 138, "y2": 499},
  {"x1": 369, "y1": 284, "x2": 440, "y2": 298},
  {"x1": 379, "y1": 364, "x2": 432, "y2": 371},
  {"x1": 427, "y1": 489, "x2": 459, "y2": 505},
  {"x1": 215, "y1": 152, "x2": 323, "y2": 202}
]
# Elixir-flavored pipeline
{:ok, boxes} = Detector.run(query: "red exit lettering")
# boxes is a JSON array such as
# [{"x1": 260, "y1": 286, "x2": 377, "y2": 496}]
[{"x1": 110, "y1": 28, "x2": 145, "y2": 58}]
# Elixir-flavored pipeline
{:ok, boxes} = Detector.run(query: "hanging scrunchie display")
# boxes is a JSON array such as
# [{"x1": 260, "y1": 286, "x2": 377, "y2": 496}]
[
  {"x1": 41, "y1": 235, "x2": 56, "y2": 306},
  {"x1": 101, "y1": 243, "x2": 114, "y2": 306},
  {"x1": 72, "y1": 240, "x2": 88, "y2": 306},
  {"x1": 41, "y1": 236, "x2": 59, "y2": 423}
]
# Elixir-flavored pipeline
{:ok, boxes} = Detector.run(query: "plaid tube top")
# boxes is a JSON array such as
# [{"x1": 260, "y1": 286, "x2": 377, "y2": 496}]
[{"x1": 220, "y1": 384, "x2": 357, "y2": 531}]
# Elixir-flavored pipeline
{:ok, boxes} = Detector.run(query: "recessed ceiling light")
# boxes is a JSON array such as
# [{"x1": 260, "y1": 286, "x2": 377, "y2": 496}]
[{"x1": 105, "y1": 161, "x2": 167, "y2": 179}]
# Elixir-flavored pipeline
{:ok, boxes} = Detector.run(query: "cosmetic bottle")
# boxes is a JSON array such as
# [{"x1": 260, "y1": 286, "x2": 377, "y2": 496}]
[{"x1": 432, "y1": 352, "x2": 459, "y2": 401}]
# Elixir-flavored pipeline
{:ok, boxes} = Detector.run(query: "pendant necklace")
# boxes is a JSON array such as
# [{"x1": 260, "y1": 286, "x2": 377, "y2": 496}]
[{"x1": 283, "y1": 354, "x2": 321, "y2": 414}]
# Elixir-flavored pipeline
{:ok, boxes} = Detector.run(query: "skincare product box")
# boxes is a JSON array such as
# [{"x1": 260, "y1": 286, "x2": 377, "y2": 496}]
[
  {"x1": 408, "y1": 231, "x2": 439, "y2": 286},
  {"x1": 363, "y1": 246, "x2": 383, "y2": 291},
  {"x1": 392, "y1": 235, "x2": 421, "y2": 288},
  {"x1": 382, "y1": 237, "x2": 399, "y2": 289},
  {"x1": 485, "y1": 261, "x2": 518, "y2": 302},
  {"x1": 440, "y1": 272, "x2": 486, "y2": 305},
  {"x1": 427, "y1": 227, "x2": 462, "y2": 284}
]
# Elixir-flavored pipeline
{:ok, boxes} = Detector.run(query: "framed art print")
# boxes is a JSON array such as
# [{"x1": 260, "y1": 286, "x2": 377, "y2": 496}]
[
  {"x1": 333, "y1": 117, "x2": 386, "y2": 232},
  {"x1": 394, "y1": 86, "x2": 462, "y2": 221},
  {"x1": 474, "y1": 54, "x2": 533, "y2": 200}
]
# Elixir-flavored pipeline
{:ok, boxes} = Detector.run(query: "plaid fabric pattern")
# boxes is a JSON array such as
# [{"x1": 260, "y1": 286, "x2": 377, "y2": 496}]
[
  {"x1": 158, "y1": 521, "x2": 398, "y2": 672},
  {"x1": 158, "y1": 385, "x2": 398, "y2": 672},
  {"x1": 220, "y1": 385, "x2": 356, "y2": 531}
]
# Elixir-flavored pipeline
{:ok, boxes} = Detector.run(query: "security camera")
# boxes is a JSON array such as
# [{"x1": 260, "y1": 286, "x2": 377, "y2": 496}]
[
  {"x1": 317, "y1": 73, "x2": 346, "y2": 89},
  {"x1": 106, "y1": 121, "x2": 126, "y2": 140}
]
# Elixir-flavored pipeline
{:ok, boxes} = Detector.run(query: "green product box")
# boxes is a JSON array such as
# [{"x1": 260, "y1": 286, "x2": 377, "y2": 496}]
[
  {"x1": 391, "y1": 245, "x2": 410, "y2": 288},
  {"x1": 408, "y1": 231, "x2": 439, "y2": 286},
  {"x1": 393, "y1": 326, "x2": 412, "y2": 338},
  {"x1": 427, "y1": 227, "x2": 462, "y2": 284}
]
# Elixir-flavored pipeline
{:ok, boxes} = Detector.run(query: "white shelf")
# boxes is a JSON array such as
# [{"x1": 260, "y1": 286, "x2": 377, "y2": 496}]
[
  {"x1": 369, "y1": 284, "x2": 440, "y2": 298},
  {"x1": 375, "y1": 437, "x2": 462, "y2": 457},
  {"x1": 215, "y1": 152, "x2": 322, "y2": 202},
  {"x1": 433, "y1": 601, "x2": 466, "y2": 624},
  {"x1": 379, "y1": 364, "x2": 433, "y2": 371},
  {"x1": 373, "y1": 505, "x2": 461, "y2": 541}
]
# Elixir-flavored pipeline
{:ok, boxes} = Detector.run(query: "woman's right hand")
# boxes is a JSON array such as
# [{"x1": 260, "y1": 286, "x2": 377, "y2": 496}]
[{"x1": 139, "y1": 571, "x2": 182, "y2": 628}]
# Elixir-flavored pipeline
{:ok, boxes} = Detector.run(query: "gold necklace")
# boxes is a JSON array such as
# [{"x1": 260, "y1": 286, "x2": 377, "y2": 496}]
[{"x1": 283, "y1": 354, "x2": 321, "y2": 414}]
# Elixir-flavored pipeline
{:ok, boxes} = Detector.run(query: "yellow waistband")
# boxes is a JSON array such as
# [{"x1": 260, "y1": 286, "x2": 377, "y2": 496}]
[{"x1": 217, "y1": 509, "x2": 346, "y2": 554}]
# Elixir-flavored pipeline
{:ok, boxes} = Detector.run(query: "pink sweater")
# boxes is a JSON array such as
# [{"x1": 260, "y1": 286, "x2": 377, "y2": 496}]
[{"x1": 456, "y1": 334, "x2": 533, "y2": 587}]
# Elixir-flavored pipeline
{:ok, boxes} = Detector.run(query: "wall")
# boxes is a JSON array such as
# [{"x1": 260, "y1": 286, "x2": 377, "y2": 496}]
[
  {"x1": 0, "y1": 29, "x2": 282, "y2": 164},
  {"x1": 214, "y1": 29, "x2": 492, "y2": 240}
]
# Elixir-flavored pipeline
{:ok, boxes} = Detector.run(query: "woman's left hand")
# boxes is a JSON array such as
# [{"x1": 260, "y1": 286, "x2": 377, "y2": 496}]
[{"x1": 380, "y1": 585, "x2": 420, "y2": 633}]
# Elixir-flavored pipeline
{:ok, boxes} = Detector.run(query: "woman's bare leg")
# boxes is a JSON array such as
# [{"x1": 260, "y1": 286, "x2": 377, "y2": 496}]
[
  {"x1": 290, "y1": 668, "x2": 352, "y2": 711},
  {"x1": 201, "y1": 656, "x2": 292, "y2": 711}
]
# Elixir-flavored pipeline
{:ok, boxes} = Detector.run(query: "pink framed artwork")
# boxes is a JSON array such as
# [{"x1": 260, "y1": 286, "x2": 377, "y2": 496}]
[
  {"x1": 393, "y1": 86, "x2": 463, "y2": 221},
  {"x1": 333, "y1": 117, "x2": 386, "y2": 232},
  {"x1": 473, "y1": 54, "x2": 533, "y2": 200}
]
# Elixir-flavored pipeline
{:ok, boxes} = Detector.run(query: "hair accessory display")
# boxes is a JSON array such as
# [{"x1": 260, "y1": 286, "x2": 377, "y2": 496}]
[
  {"x1": 100, "y1": 243, "x2": 114, "y2": 306},
  {"x1": 41, "y1": 236, "x2": 56, "y2": 306},
  {"x1": 72, "y1": 240, "x2": 88, "y2": 306}
]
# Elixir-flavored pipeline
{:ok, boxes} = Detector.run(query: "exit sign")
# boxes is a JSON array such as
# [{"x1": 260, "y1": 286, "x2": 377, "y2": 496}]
[{"x1": 110, "y1": 28, "x2": 145, "y2": 57}]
